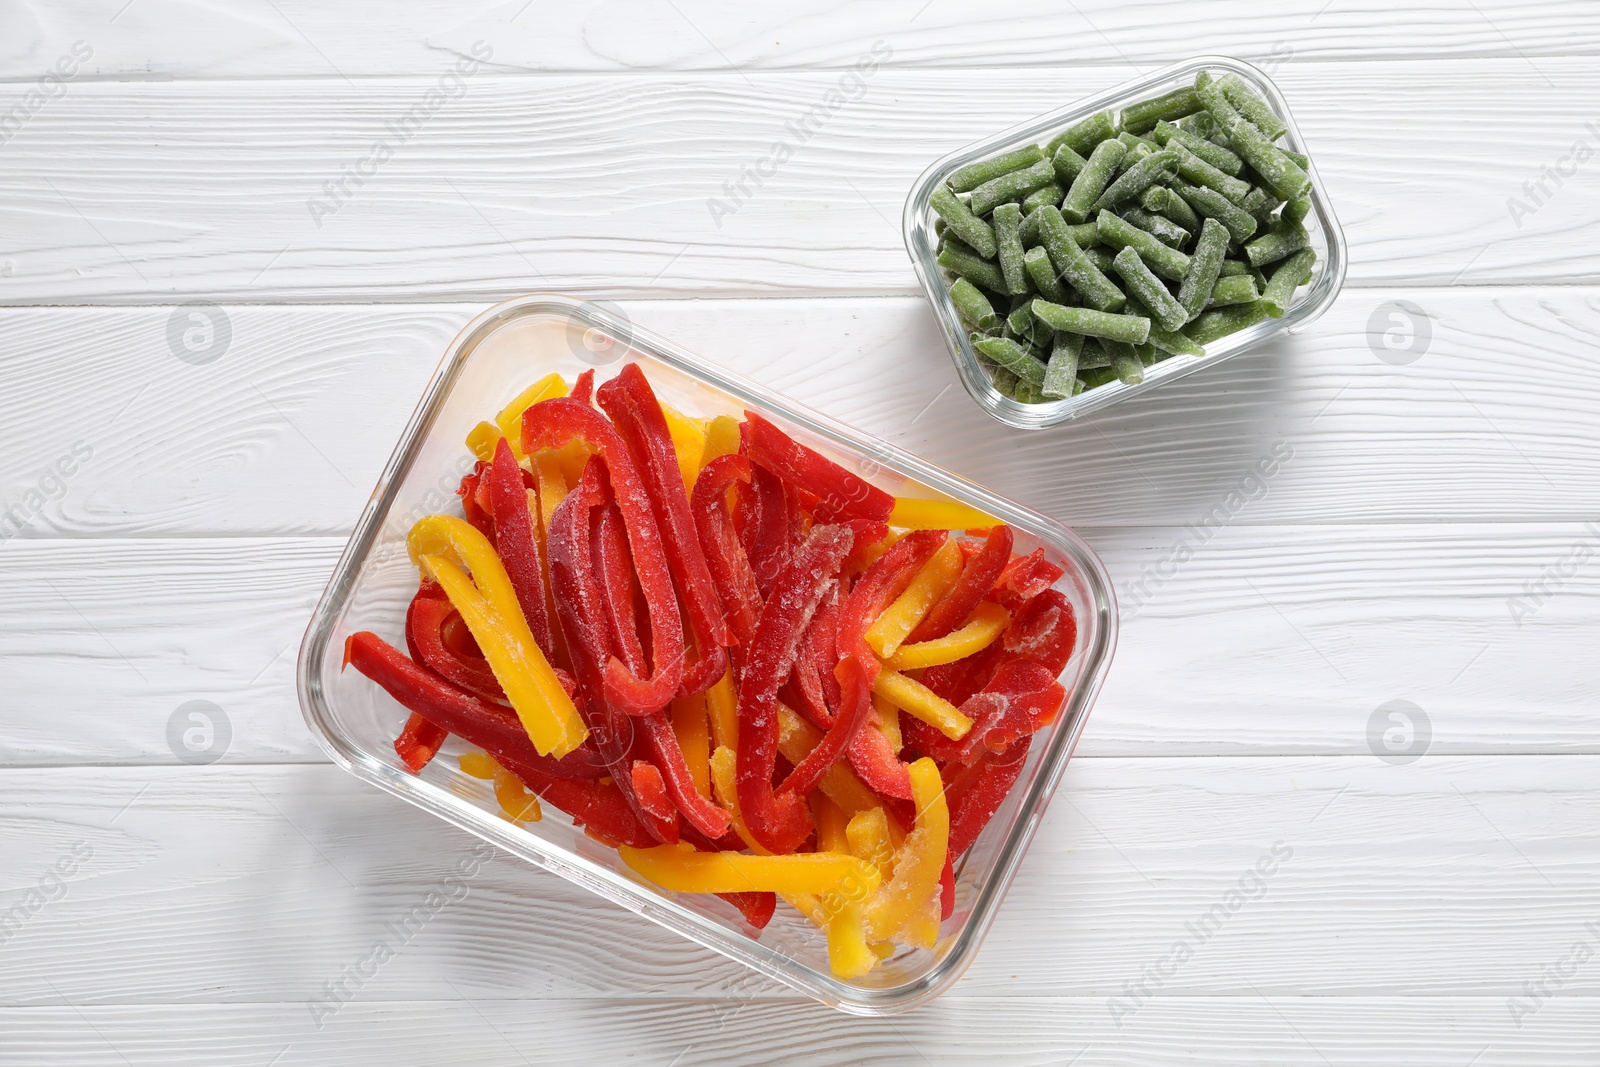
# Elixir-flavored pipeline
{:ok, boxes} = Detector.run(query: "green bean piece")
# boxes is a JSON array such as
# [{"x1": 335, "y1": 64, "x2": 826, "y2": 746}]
[
  {"x1": 934, "y1": 217, "x2": 946, "y2": 237},
  {"x1": 1184, "y1": 300, "x2": 1272, "y2": 345},
  {"x1": 1021, "y1": 183, "x2": 1064, "y2": 215},
  {"x1": 1207, "y1": 273, "x2": 1261, "y2": 307},
  {"x1": 1030, "y1": 298, "x2": 1151, "y2": 345},
  {"x1": 1034, "y1": 206, "x2": 1126, "y2": 311},
  {"x1": 1181, "y1": 110, "x2": 1217, "y2": 138},
  {"x1": 1137, "y1": 343, "x2": 1161, "y2": 367},
  {"x1": 974, "y1": 336, "x2": 1046, "y2": 387},
  {"x1": 1093, "y1": 149, "x2": 1179, "y2": 211},
  {"x1": 1094, "y1": 209, "x2": 1191, "y2": 282},
  {"x1": 1081, "y1": 365, "x2": 1118, "y2": 389},
  {"x1": 1120, "y1": 207, "x2": 1190, "y2": 248},
  {"x1": 1226, "y1": 119, "x2": 1312, "y2": 201},
  {"x1": 1047, "y1": 110, "x2": 1117, "y2": 157},
  {"x1": 949, "y1": 278, "x2": 1000, "y2": 331},
  {"x1": 1126, "y1": 295, "x2": 1208, "y2": 357},
  {"x1": 1077, "y1": 339, "x2": 1112, "y2": 369},
  {"x1": 937, "y1": 247, "x2": 1008, "y2": 293},
  {"x1": 1019, "y1": 208, "x2": 1097, "y2": 248},
  {"x1": 1120, "y1": 85, "x2": 1202, "y2": 135},
  {"x1": 1051, "y1": 143, "x2": 1089, "y2": 184},
  {"x1": 1084, "y1": 246, "x2": 1117, "y2": 274},
  {"x1": 1111, "y1": 248, "x2": 1188, "y2": 333},
  {"x1": 1103, "y1": 340, "x2": 1146, "y2": 384},
  {"x1": 968, "y1": 158, "x2": 1059, "y2": 217},
  {"x1": 1244, "y1": 218, "x2": 1311, "y2": 268},
  {"x1": 990, "y1": 364, "x2": 1019, "y2": 397},
  {"x1": 1022, "y1": 245, "x2": 1070, "y2": 304},
  {"x1": 1239, "y1": 185, "x2": 1282, "y2": 225},
  {"x1": 1282, "y1": 147, "x2": 1310, "y2": 169},
  {"x1": 1177, "y1": 216, "x2": 1230, "y2": 321},
  {"x1": 1171, "y1": 179, "x2": 1258, "y2": 243},
  {"x1": 948, "y1": 145, "x2": 1048, "y2": 194},
  {"x1": 1150, "y1": 120, "x2": 1244, "y2": 176},
  {"x1": 1218, "y1": 258, "x2": 1251, "y2": 277},
  {"x1": 1139, "y1": 184, "x2": 1200, "y2": 233},
  {"x1": 1117, "y1": 130, "x2": 1157, "y2": 153},
  {"x1": 1061, "y1": 138, "x2": 1127, "y2": 223},
  {"x1": 1282, "y1": 196, "x2": 1312, "y2": 226},
  {"x1": 1218, "y1": 74, "x2": 1288, "y2": 141},
  {"x1": 992, "y1": 203, "x2": 1029, "y2": 295},
  {"x1": 1194, "y1": 71, "x2": 1243, "y2": 131},
  {"x1": 1260, "y1": 247, "x2": 1316, "y2": 317},
  {"x1": 1168, "y1": 142, "x2": 1251, "y2": 204},
  {"x1": 1041, "y1": 331, "x2": 1083, "y2": 399},
  {"x1": 930, "y1": 185, "x2": 998, "y2": 259},
  {"x1": 1013, "y1": 378, "x2": 1045, "y2": 403},
  {"x1": 1006, "y1": 299, "x2": 1052, "y2": 347}
]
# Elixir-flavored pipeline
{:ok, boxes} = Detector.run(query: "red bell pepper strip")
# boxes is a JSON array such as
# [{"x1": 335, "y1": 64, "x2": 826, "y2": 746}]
[
  {"x1": 405, "y1": 582, "x2": 504, "y2": 701},
  {"x1": 503, "y1": 757, "x2": 658, "y2": 848},
  {"x1": 524, "y1": 396, "x2": 685, "y2": 713},
  {"x1": 739, "y1": 461, "x2": 792, "y2": 600},
  {"x1": 909, "y1": 525, "x2": 1014, "y2": 644},
  {"x1": 631, "y1": 761, "x2": 680, "y2": 845},
  {"x1": 597, "y1": 363, "x2": 731, "y2": 697},
  {"x1": 904, "y1": 661, "x2": 1064, "y2": 766},
  {"x1": 835, "y1": 529, "x2": 948, "y2": 679},
  {"x1": 457, "y1": 461, "x2": 496, "y2": 540},
  {"x1": 939, "y1": 856, "x2": 955, "y2": 921},
  {"x1": 946, "y1": 733, "x2": 1032, "y2": 859},
  {"x1": 919, "y1": 638, "x2": 1006, "y2": 707},
  {"x1": 593, "y1": 500, "x2": 648, "y2": 678},
  {"x1": 744, "y1": 411, "x2": 894, "y2": 523},
  {"x1": 637, "y1": 712, "x2": 732, "y2": 840},
  {"x1": 691, "y1": 454, "x2": 763, "y2": 654},
  {"x1": 1002, "y1": 588, "x2": 1078, "y2": 677},
  {"x1": 393, "y1": 713, "x2": 449, "y2": 773},
  {"x1": 738, "y1": 523, "x2": 855, "y2": 854},
  {"x1": 489, "y1": 437, "x2": 556, "y2": 656},
  {"x1": 845, "y1": 716, "x2": 913, "y2": 801},
  {"x1": 344, "y1": 631, "x2": 607, "y2": 780},
  {"x1": 721, "y1": 890, "x2": 776, "y2": 930},
  {"x1": 992, "y1": 548, "x2": 1065, "y2": 611},
  {"x1": 570, "y1": 368, "x2": 595, "y2": 406},
  {"x1": 781, "y1": 654, "x2": 872, "y2": 799}
]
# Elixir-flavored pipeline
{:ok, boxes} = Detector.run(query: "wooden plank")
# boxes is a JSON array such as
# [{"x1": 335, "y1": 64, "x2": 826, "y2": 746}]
[
  {"x1": 8, "y1": 1, "x2": 1598, "y2": 78},
  {"x1": 0, "y1": 61, "x2": 1595, "y2": 302},
  {"x1": 2, "y1": 759, "x2": 1598, "y2": 1005},
  {"x1": 4, "y1": 289, "x2": 1599, "y2": 540}
]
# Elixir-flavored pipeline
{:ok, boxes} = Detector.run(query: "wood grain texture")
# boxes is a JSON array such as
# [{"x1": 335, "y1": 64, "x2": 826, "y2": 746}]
[
  {"x1": 2, "y1": 759, "x2": 1597, "y2": 1004},
  {"x1": 4, "y1": 289, "x2": 1599, "y2": 540},
  {"x1": 0, "y1": 61, "x2": 1595, "y2": 303},
  {"x1": 6, "y1": 0, "x2": 1599, "y2": 77}
]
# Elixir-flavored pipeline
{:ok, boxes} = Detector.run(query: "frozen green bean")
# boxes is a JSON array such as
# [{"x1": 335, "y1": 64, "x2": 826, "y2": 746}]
[
  {"x1": 1207, "y1": 273, "x2": 1260, "y2": 307},
  {"x1": 1034, "y1": 206, "x2": 1126, "y2": 311},
  {"x1": 1030, "y1": 298, "x2": 1151, "y2": 345},
  {"x1": 947, "y1": 145, "x2": 1047, "y2": 194},
  {"x1": 1077, "y1": 339, "x2": 1112, "y2": 370},
  {"x1": 930, "y1": 185, "x2": 998, "y2": 258},
  {"x1": 1013, "y1": 379, "x2": 1044, "y2": 403},
  {"x1": 1120, "y1": 207, "x2": 1189, "y2": 248},
  {"x1": 1094, "y1": 209, "x2": 1191, "y2": 282},
  {"x1": 1021, "y1": 183, "x2": 1064, "y2": 215},
  {"x1": 1171, "y1": 178, "x2": 1258, "y2": 243},
  {"x1": 1194, "y1": 71, "x2": 1243, "y2": 131},
  {"x1": 1282, "y1": 147, "x2": 1310, "y2": 169},
  {"x1": 1184, "y1": 300, "x2": 1272, "y2": 345},
  {"x1": 1051, "y1": 143, "x2": 1089, "y2": 184},
  {"x1": 1139, "y1": 184, "x2": 1200, "y2": 233},
  {"x1": 1219, "y1": 74, "x2": 1288, "y2": 141},
  {"x1": 1120, "y1": 86, "x2": 1202, "y2": 135},
  {"x1": 1041, "y1": 331, "x2": 1083, "y2": 399},
  {"x1": 1111, "y1": 247, "x2": 1188, "y2": 333},
  {"x1": 1047, "y1": 110, "x2": 1116, "y2": 157},
  {"x1": 938, "y1": 246, "x2": 1008, "y2": 293},
  {"x1": 1260, "y1": 247, "x2": 1316, "y2": 317},
  {"x1": 1061, "y1": 138, "x2": 1127, "y2": 223},
  {"x1": 1083, "y1": 246, "x2": 1117, "y2": 274},
  {"x1": 1150, "y1": 120, "x2": 1244, "y2": 176},
  {"x1": 1239, "y1": 185, "x2": 1282, "y2": 225},
  {"x1": 992, "y1": 203, "x2": 1029, "y2": 295},
  {"x1": 1226, "y1": 119, "x2": 1311, "y2": 201},
  {"x1": 1244, "y1": 218, "x2": 1310, "y2": 268},
  {"x1": 969, "y1": 158, "x2": 1059, "y2": 217},
  {"x1": 1007, "y1": 299, "x2": 1052, "y2": 346},
  {"x1": 1126, "y1": 295, "x2": 1207, "y2": 357},
  {"x1": 1018, "y1": 207, "x2": 1097, "y2": 248},
  {"x1": 1093, "y1": 149, "x2": 1179, "y2": 211},
  {"x1": 1218, "y1": 258, "x2": 1251, "y2": 277},
  {"x1": 1177, "y1": 216, "x2": 1229, "y2": 321},
  {"x1": 1282, "y1": 196, "x2": 1312, "y2": 226},
  {"x1": 990, "y1": 364, "x2": 1019, "y2": 397},
  {"x1": 1081, "y1": 365, "x2": 1118, "y2": 389},
  {"x1": 949, "y1": 278, "x2": 999, "y2": 331},
  {"x1": 1168, "y1": 142, "x2": 1251, "y2": 204},
  {"x1": 974, "y1": 336, "x2": 1046, "y2": 387},
  {"x1": 1022, "y1": 245, "x2": 1069, "y2": 304},
  {"x1": 1103, "y1": 340, "x2": 1146, "y2": 384}
]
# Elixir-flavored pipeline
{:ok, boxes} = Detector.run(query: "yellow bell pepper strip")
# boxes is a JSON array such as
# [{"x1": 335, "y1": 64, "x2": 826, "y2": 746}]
[
  {"x1": 458, "y1": 752, "x2": 498, "y2": 779},
  {"x1": 710, "y1": 745, "x2": 769, "y2": 855},
  {"x1": 846, "y1": 807, "x2": 896, "y2": 878},
  {"x1": 532, "y1": 451, "x2": 567, "y2": 531},
  {"x1": 873, "y1": 668, "x2": 973, "y2": 741},
  {"x1": 671, "y1": 693, "x2": 711, "y2": 800},
  {"x1": 814, "y1": 791, "x2": 851, "y2": 853},
  {"x1": 408, "y1": 515, "x2": 587, "y2": 758},
  {"x1": 701, "y1": 414, "x2": 743, "y2": 467},
  {"x1": 896, "y1": 898, "x2": 940, "y2": 950},
  {"x1": 776, "y1": 703, "x2": 880, "y2": 816},
  {"x1": 888, "y1": 496, "x2": 999, "y2": 531},
  {"x1": 885, "y1": 602, "x2": 1010, "y2": 671},
  {"x1": 495, "y1": 372, "x2": 569, "y2": 458},
  {"x1": 466, "y1": 421, "x2": 503, "y2": 463},
  {"x1": 908, "y1": 525, "x2": 1013, "y2": 644},
  {"x1": 620, "y1": 843, "x2": 882, "y2": 896},
  {"x1": 861, "y1": 757, "x2": 949, "y2": 944},
  {"x1": 706, "y1": 670, "x2": 739, "y2": 753},
  {"x1": 873, "y1": 694, "x2": 903, "y2": 753},
  {"x1": 865, "y1": 538, "x2": 965, "y2": 659},
  {"x1": 827, "y1": 902, "x2": 876, "y2": 978},
  {"x1": 659, "y1": 400, "x2": 708, "y2": 489},
  {"x1": 493, "y1": 764, "x2": 543, "y2": 823}
]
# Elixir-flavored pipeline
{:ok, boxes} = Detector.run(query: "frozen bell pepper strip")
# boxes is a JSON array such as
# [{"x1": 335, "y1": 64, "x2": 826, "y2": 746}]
[
  {"x1": 394, "y1": 712, "x2": 449, "y2": 773},
  {"x1": 743, "y1": 411, "x2": 895, "y2": 524},
  {"x1": 827, "y1": 902, "x2": 876, "y2": 979},
  {"x1": 701, "y1": 415, "x2": 742, "y2": 467},
  {"x1": 737, "y1": 524, "x2": 856, "y2": 854},
  {"x1": 630, "y1": 762, "x2": 680, "y2": 844},
  {"x1": 597, "y1": 363, "x2": 730, "y2": 696},
  {"x1": 886, "y1": 602, "x2": 1010, "y2": 671},
  {"x1": 523, "y1": 396, "x2": 686, "y2": 713},
  {"x1": 407, "y1": 515, "x2": 587, "y2": 758},
  {"x1": 707, "y1": 670, "x2": 739, "y2": 752},
  {"x1": 909, "y1": 525, "x2": 1014, "y2": 644},
  {"x1": 846, "y1": 715, "x2": 914, "y2": 801},
  {"x1": 638, "y1": 710, "x2": 732, "y2": 839},
  {"x1": 671, "y1": 693, "x2": 711, "y2": 799},
  {"x1": 466, "y1": 421, "x2": 503, "y2": 463},
  {"x1": 904, "y1": 661, "x2": 1065, "y2": 766},
  {"x1": 490, "y1": 438, "x2": 556, "y2": 657},
  {"x1": 887, "y1": 497, "x2": 999, "y2": 531},
  {"x1": 874, "y1": 695, "x2": 903, "y2": 753},
  {"x1": 774, "y1": 704, "x2": 880, "y2": 816},
  {"x1": 846, "y1": 807, "x2": 897, "y2": 878},
  {"x1": 874, "y1": 668, "x2": 972, "y2": 740},
  {"x1": 658, "y1": 400, "x2": 708, "y2": 489},
  {"x1": 406, "y1": 581, "x2": 503, "y2": 701},
  {"x1": 343, "y1": 632, "x2": 606, "y2": 780},
  {"x1": 621, "y1": 844, "x2": 882, "y2": 896},
  {"x1": 780, "y1": 654, "x2": 874, "y2": 799},
  {"x1": 505, "y1": 755, "x2": 659, "y2": 849},
  {"x1": 861, "y1": 757, "x2": 950, "y2": 944},
  {"x1": 738, "y1": 462, "x2": 793, "y2": 600},
  {"x1": 947, "y1": 734, "x2": 1032, "y2": 859},
  {"x1": 691, "y1": 454, "x2": 763, "y2": 652},
  {"x1": 493, "y1": 761, "x2": 543, "y2": 823},
  {"x1": 710, "y1": 744, "x2": 770, "y2": 855},
  {"x1": 495, "y1": 372, "x2": 570, "y2": 458},
  {"x1": 593, "y1": 501, "x2": 648, "y2": 677},
  {"x1": 836, "y1": 529, "x2": 949, "y2": 679},
  {"x1": 1003, "y1": 587, "x2": 1079, "y2": 676},
  {"x1": 864, "y1": 538, "x2": 965, "y2": 658}
]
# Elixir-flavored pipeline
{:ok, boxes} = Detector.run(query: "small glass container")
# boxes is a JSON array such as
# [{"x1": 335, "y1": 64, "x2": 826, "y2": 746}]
[
  {"x1": 297, "y1": 295, "x2": 1117, "y2": 1014},
  {"x1": 903, "y1": 55, "x2": 1347, "y2": 429}
]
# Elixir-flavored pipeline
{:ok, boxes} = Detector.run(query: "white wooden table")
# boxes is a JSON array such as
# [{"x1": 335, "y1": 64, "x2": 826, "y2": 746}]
[{"x1": 3, "y1": 3, "x2": 1598, "y2": 1063}]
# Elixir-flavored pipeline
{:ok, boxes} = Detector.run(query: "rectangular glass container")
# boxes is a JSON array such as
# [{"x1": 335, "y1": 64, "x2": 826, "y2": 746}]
[
  {"x1": 903, "y1": 55, "x2": 1347, "y2": 429},
  {"x1": 297, "y1": 294, "x2": 1117, "y2": 1014}
]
